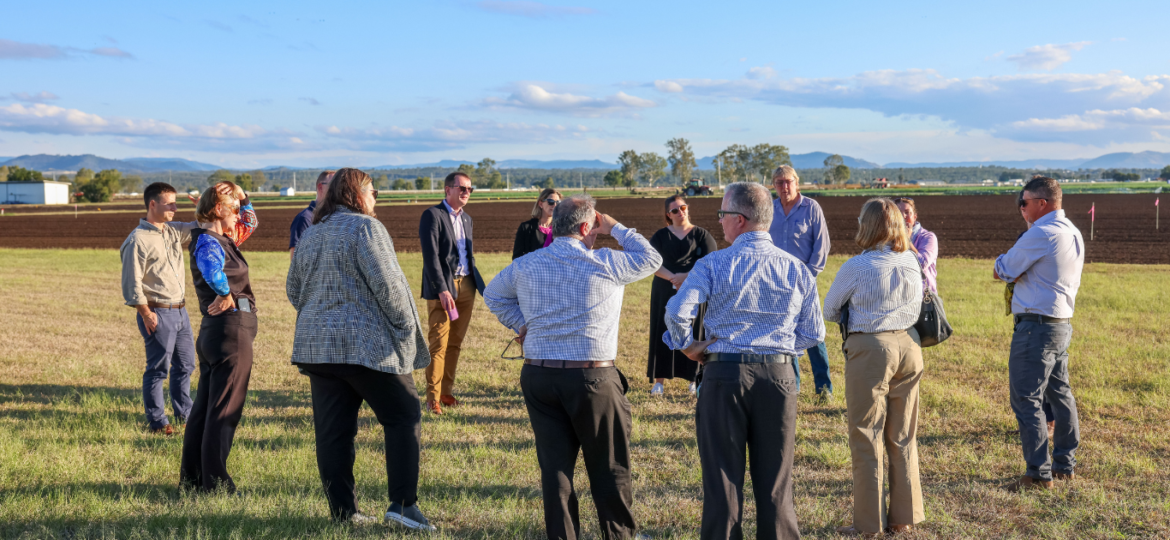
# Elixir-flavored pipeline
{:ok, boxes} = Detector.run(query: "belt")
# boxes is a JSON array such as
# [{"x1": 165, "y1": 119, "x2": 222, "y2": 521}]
[
  {"x1": 147, "y1": 301, "x2": 185, "y2": 309},
  {"x1": 704, "y1": 353, "x2": 792, "y2": 364},
  {"x1": 1014, "y1": 314, "x2": 1070, "y2": 325},
  {"x1": 524, "y1": 359, "x2": 615, "y2": 369}
]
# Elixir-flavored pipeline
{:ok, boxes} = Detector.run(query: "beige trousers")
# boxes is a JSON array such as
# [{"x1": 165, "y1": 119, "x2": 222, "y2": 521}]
[
  {"x1": 425, "y1": 276, "x2": 476, "y2": 403},
  {"x1": 844, "y1": 328, "x2": 925, "y2": 534}
]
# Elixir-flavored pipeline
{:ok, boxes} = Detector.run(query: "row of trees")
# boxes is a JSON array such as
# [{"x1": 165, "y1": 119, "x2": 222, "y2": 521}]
[{"x1": 0, "y1": 165, "x2": 46, "y2": 183}]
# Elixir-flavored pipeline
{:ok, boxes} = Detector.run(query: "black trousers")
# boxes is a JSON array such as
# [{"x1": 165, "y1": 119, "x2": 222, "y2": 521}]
[
  {"x1": 298, "y1": 363, "x2": 422, "y2": 520},
  {"x1": 696, "y1": 362, "x2": 800, "y2": 540},
  {"x1": 180, "y1": 313, "x2": 257, "y2": 493},
  {"x1": 520, "y1": 364, "x2": 637, "y2": 540}
]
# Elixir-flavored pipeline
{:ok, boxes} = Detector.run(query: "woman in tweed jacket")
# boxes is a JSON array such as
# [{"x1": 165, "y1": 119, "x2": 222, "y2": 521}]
[{"x1": 286, "y1": 168, "x2": 435, "y2": 531}]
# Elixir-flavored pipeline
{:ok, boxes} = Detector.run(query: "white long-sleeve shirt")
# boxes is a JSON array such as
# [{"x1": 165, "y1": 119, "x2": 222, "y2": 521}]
[
  {"x1": 823, "y1": 245, "x2": 923, "y2": 334},
  {"x1": 994, "y1": 209, "x2": 1084, "y2": 318},
  {"x1": 483, "y1": 225, "x2": 661, "y2": 361}
]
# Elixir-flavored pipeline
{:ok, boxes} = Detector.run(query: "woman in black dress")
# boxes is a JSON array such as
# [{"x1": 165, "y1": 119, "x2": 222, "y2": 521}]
[
  {"x1": 511, "y1": 188, "x2": 562, "y2": 260},
  {"x1": 647, "y1": 194, "x2": 718, "y2": 395}
]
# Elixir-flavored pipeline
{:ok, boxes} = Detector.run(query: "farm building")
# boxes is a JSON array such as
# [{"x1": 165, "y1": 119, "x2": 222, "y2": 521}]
[
  {"x1": 280, "y1": 187, "x2": 296, "y2": 196},
  {"x1": 1, "y1": 181, "x2": 72, "y2": 205}
]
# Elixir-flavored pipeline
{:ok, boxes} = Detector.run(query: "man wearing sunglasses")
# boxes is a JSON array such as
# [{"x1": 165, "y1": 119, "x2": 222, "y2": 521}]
[
  {"x1": 768, "y1": 165, "x2": 833, "y2": 401},
  {"x1": 419, "y1": 172, "x2": 486, "y2": 415},
  {"x1": 993, "y1": 177, "x2": 1084, "y2": 492}
]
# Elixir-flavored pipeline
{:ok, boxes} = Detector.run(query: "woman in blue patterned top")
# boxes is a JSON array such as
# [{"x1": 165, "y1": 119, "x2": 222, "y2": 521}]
[{"x1": 179, "y1": 181, "x2": 258, "y2": 495}]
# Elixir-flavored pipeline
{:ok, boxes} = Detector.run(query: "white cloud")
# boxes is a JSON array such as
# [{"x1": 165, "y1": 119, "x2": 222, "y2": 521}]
[
  {"x1": 1006, "y1": 42, "x2": 1091, "y2": 72},
  {"x1": 1006, "y1": 108, "x2": 1170, "y2": 144},
  {"x1": 484, "y1": 83, "x2": 656, "y2": 116},
  {"x1": 10, "y1": 91, "x2": 59, "y2": 102},
  {"x1": 0, "y1": 38, "x2": 133, "y2": 60},
  {"x1": 746, "y1": 66, "x2": 776, "y2": 80},
  {"x1": 655, "y1": 80, "x2": 684, "y2": 93},
  {"x1": 475, "y1": 1, "x2": 596, "y2": 18},
  {"x1": 317, "y1": 120, "x2": 592, "y2": 151}
]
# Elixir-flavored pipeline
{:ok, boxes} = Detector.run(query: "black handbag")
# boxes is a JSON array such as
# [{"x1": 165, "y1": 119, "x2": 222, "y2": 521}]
[{"x1": 914, "y1": 268, "x2": 952, "y2": 347}]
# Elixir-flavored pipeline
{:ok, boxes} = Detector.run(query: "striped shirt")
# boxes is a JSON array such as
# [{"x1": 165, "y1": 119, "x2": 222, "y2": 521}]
[
  {"x1": 664, "y1": 231, "x2": 825, "y2": 355},
  {"x1": 483, "y1": 224, "x2": 662, "y2": 361},
  {"x1": 769, "y1": 194, "x2": 831, "y2": 277},
  {"x1": 823, "y1": 245, "x2": 923, "y2": 334}
]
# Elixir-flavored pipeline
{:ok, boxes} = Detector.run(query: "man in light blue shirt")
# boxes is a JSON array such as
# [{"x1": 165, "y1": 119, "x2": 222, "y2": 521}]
[
  {"x1": 994, "y1": 177, "x2": 1084, "y2": 492},
  {"x1": 485, "y1": 194, "x2": 660, "y2": 540},
  {"x1": 666, "y1": 182, "x2": 824, "y2": 540},
  {"x1": 768, "y1": 165, "x2": 833, "y2": 398}
]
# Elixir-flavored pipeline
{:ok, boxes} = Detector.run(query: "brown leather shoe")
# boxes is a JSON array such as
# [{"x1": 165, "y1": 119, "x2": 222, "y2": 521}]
[
  {"x1": 1053, "y1": 471, "x2": 1075, "y2": 481},
  {"x1": 1047, "y1": 420, "x2": 1055, "y2": 439},
  {"x1": 836, "y1": 525, "x2": 882, "y2": 538},
  {"x1": 440, "y1": 395, "x2": 460, "y2": 407},
  {"x1": 426, "y1": 400, "x2": 443, "y2": 415},
  {"x1": 150, "y1": 424, "x2": 174, "y2": 436},
  {"x1": 886, "y1": 524, "x2": 913, "y2": 535},
  {"x1": 1006, "y1": 474, "x2": 1052, "y2": 492}
]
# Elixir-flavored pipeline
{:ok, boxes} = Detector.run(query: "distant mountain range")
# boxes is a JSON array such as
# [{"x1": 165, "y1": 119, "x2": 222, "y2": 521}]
[
  {"x1": 3, "y1": 151, "x2": 1168, "y2": 174},
  {"x1": 0, "y1": 154, "x2": 221, "y2": 173}
]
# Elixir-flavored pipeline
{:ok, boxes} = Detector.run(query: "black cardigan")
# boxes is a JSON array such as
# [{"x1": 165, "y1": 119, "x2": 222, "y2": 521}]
[{"x1": 512, "y1": 218, "x2": 549, "y2": 260}]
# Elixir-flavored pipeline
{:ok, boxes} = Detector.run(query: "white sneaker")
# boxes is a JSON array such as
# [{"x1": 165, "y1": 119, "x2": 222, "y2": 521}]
[
  {"x1": 650, "y1": 382, "x2": 664, "y2": 396},
  {"x1": 385, "y1": 502, "x2": 437, "y2": 532}
]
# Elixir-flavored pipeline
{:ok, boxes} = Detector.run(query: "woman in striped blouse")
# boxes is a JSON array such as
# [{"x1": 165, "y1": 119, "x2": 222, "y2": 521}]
[{"x1": 824, "y1": 198, "x2": 924, "y2": 538}]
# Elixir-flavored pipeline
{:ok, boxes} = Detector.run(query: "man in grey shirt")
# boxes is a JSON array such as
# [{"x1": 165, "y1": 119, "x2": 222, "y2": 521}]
[
  {"x1": 994, "y1": 176, "x2": 1085, "y2": 491},
  {"x1": 119, "y1": 182, "x2": 200, "y2": 435},
  {"x1": 768, "y1": 165, "x2": 833, "y2": 398}
]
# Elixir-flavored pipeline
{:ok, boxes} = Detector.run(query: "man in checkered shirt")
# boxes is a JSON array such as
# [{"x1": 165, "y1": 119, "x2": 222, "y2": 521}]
[
  {"x1": 665, "y1": 182, "x2": 825, "y2": 540},
  {"x1": 484, "y1": 193, "x2": 661, "y2": 540}
]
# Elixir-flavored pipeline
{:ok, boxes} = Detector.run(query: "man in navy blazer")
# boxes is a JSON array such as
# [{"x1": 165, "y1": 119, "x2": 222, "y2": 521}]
[{"x1": 419, "y1": 172, "x2": 485, "y2": 414}]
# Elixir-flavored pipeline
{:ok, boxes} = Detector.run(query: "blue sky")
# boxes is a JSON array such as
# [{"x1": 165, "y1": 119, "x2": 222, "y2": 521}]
[{"x1": 3, "y1": 0, "x2": 1169, "y2": 167}]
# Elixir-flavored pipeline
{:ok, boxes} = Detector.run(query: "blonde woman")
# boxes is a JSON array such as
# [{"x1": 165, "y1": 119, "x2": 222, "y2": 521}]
[
  {"x1": 179, "y1": 181, "x2": 257, "y2": 494},
  {"x1": 824, "y1": 198, "x2": 924, "y2": 537},
  {"x1": 512, "y1": 188, "x2": 562, "y2": 259}
]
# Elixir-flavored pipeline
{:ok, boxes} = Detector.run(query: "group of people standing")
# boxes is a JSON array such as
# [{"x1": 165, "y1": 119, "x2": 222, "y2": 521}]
[{"x1": 119, "y1": 164, "x2": 1084, "y2": 539}]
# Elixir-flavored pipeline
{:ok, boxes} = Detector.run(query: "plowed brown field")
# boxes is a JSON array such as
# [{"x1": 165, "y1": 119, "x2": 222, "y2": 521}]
[{"x1": 0, "y1": 193, "x2": 1165, "y2": 263}]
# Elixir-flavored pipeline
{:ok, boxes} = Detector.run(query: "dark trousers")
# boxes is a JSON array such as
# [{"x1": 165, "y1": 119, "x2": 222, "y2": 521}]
[
  {"x1": 298, "y1": 363, "x2": 422, "y2": 520},
  {"x1": 136, "y1": 306, "x2": 196, "y2": 429},
  {"x1": 696, "y1": 362, "x2": 800, "y2": 540},
  {"x1": 180, "y1": 313, "x2": 256, "y2": 493},
  {"x1": 1008, "y1": 320, "x2": 1080, "y2": 481},
  {"x1": 520, "y1": 365, "x2": 637, "y2": 540}
]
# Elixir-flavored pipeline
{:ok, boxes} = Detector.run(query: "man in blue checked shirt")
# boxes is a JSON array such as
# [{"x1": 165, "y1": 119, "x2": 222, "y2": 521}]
[
  {"x1": 769, "y1": 165, "x2": 833, "y2": 399},
  {"x1": 666, "y1": 182, "x2": 825, "y2": 540},
  {"x1": 484, "y1": 193, "x2": 661, "y2": 540}
]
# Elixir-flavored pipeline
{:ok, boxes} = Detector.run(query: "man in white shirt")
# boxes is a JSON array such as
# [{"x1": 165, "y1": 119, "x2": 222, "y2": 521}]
[
  {"x1": 484, "y1": 194, "x2": 661, "y2": 540},
  {"x1": 994, "y1": 176, "x2": 1084, "y2": 491}
]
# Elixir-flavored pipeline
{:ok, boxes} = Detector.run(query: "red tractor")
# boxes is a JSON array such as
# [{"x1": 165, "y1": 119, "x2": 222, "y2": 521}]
[{"x1": 684, "y1": 179, "x2": 714, "y2": 196}]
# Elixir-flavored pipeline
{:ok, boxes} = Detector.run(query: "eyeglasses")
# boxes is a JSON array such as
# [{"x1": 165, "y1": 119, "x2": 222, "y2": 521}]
[
  {"x1": 717, "y1": 210, "x2": 747, "y2": 219},
  {"x1": 669, "y1": 204, "x2": 689, "y2": 215},
  {"x1": 451, "y1": 185, "x2": 475, "y2": 194},
  {"x1": 544, "y1": 199, "x2": 559, "y2": 207},
  {"x1": 364, "y1": 188, "x2": 379, "y2": 199},
  {"x1": 1019, "y1": 197, "x2": 1048, "y2": 207},
  {"x1": 500, "y1": 337, "x2": 525, "y2": 360}
]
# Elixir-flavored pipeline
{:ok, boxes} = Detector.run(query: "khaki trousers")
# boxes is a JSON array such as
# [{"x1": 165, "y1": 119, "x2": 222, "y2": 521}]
[
  {"x1": 425, "y1": 275, "x2": 476, "y2": 403},
  {"x1": 844, "y1": 328, "x2": 925, "y2": 534}
]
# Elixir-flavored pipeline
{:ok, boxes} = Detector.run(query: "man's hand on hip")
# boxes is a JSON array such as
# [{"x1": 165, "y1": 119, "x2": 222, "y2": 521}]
[
  {"x1": 136, "y1": 305, "x2": 158, "y2": 335},
  {"x1": 683, "y1": 337, "x2": 718, "y2": 363}
]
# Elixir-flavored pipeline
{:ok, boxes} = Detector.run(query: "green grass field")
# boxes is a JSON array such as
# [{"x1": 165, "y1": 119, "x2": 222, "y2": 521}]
[{"x1": 1, "y1": 248, "x2": 1168, "y2": 539}]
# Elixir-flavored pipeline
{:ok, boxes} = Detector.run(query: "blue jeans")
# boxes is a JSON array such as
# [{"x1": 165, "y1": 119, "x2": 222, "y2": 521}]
[
  {"x1": 1008, "y1": 320, "x2": 1080, "y2": 481},
  {"x1": 137, "y1": 306, "x2": 196, "y2": 429},
  {"x1": 792, "y1": 342, "x2": 833, "y2": 394}
]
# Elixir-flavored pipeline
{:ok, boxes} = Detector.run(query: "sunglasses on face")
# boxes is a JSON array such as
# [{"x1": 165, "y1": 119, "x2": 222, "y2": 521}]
[
  {"x1": 544, "y1": 199, "x2": 559, "y2": 207},
  {"x1": 669, "y1": 204, "x2": 689, "y2": 215},
  {"x1": 1019, "y1": 197, "x2": 1047, "y2": 207},
  {"x1": 451, "y1": 185, "x2": 475, "y2": 194},
  {"x1": 893, "y1": 197, "x2": 913, "y2": 203},
  {"x1": 717, "y1": 210, "x2": 746, "y2": 219}
]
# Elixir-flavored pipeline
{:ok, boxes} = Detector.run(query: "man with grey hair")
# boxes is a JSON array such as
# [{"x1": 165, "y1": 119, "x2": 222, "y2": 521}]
[
  {"x1": 769, "y1": 164, "x2": 833, "y2": 399},
  {"x1": 666, "y1": 182, "x2": 824, "y2": 539},
  {"x1": 994, "y1": 177, "x2": 1084, "y2": 492},
  {"x1": 484, "y1": 193, "x2": 661, "y2": 540}
]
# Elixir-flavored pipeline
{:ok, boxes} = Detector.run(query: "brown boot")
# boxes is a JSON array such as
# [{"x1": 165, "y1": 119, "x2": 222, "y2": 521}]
[
  {"x1": 1053, "y1": 471, "x2": 1075, "y2": 481},
  {"x1": 426, "y1": 400, "x2": 443, "y2": 415},
  {"x1": 1006, "y1": 474, "x2": 1052, "y2": 492},
  {"x1": 150, "y1": 424, "x2": 174, "y2": 436},
  {"x1": 886, "y1": 524, "x2": 913, "y2": 535}
]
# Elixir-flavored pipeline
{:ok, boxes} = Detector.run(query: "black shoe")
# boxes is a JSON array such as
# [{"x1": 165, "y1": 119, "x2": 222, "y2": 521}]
[{"x1": 385, "y1": 502, "x2": 437, "y2": 532}]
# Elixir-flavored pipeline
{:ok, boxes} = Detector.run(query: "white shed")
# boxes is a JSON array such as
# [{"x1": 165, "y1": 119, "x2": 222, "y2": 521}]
[
  {"x1": 280, "y1": 187, "x2": 296, "y2": 197},
  {"x1": 0, "y1": 181, "x2": 72, "y2": 205}
]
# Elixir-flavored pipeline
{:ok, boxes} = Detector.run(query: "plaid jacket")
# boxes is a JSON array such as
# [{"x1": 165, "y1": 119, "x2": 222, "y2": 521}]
[{"x1": 286, "y1": 207, "x2": 429, "y2": 374}]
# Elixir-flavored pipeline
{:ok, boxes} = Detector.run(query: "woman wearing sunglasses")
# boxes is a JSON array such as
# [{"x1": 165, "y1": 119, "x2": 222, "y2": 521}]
[
  {"x1": 647, "y1": 194, "x2": 718, "y2": 395},
  {"x1": 180, "y1": 181, "x2": 258, "y2": 494},
  {"x1": 511, "y1": 188, "x2": 562, "y2": 260}
]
